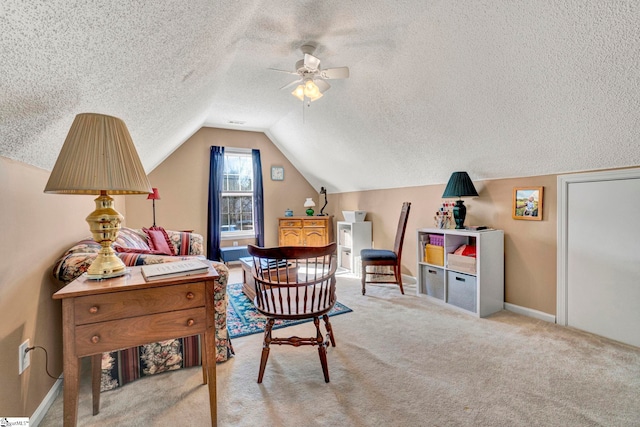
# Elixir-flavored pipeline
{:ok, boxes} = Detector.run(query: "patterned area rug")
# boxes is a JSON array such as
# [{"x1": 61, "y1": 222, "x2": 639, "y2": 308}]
[{"x1": 227, "y1": 282, "x2": 353, "y2": 339}]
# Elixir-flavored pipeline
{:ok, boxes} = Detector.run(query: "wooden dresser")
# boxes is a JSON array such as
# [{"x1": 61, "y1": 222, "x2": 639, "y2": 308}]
[{"x1": 278, "y1": 216, "x2": 333, "y2": 246}]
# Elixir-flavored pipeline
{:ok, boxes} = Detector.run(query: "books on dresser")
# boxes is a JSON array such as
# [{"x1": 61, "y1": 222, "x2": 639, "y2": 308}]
[{"x1": 141, "y1": 259, "x2": 210, "y2": 282}]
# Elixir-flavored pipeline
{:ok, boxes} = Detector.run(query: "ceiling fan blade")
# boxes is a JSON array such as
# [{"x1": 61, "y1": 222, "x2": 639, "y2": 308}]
[
  {"x1": 280, "y1": 79, "x2": 302, "y2": 90},
  {"x1": 268, "y1": 67, "x2": 299, "y2": 75},
  {"x1": 315, "y1": 79, "x2": 331, "y2": 93},
  {"x1": 304, "y1": 53, "x2": 321, "y2": 71},
  {"x1": 320, "y1": 67, "x2": 350, "y2": 79}
]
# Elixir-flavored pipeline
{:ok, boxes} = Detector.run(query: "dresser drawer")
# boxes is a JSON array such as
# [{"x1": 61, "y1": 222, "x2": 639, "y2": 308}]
[
  {"x1": 279, "y1": 219, "x2": 302, "y2": 228},
  {"x1": 303, "y1": 219, "x2": 327, "y2": 227},
  {"x1": 74, "y1": 282, "x2": 205, "y2": 325},
  {"x1": 74, "y1": 307, "x2": 206, "y2": 356}
]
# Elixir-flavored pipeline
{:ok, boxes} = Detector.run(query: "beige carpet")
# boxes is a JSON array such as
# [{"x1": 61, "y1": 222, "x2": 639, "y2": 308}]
[{"x1": 41, "y1": 273, "x2": 640, "y2": 426}]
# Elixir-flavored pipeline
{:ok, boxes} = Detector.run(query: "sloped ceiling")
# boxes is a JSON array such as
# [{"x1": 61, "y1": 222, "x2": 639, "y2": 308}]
[{"x1": 1, "y1": 1, "x2": 639, "y2": 193}]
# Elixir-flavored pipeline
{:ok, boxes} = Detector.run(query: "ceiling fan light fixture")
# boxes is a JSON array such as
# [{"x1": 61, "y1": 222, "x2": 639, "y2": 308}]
[
  {"x1": 292, "y1": 84, "x2": 305, "y2": 101},
  {"x1": 303, "y1": 79, "x2": 320, "y2": 98},
  {"x1": 279, "y1": 46, "x2": 349, "y2": 104},
  {"x1": 292, "y1": 79, "x2": 323, "y2": 101}
]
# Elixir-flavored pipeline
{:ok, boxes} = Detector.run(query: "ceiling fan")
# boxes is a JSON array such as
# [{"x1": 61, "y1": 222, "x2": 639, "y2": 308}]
[{"x1": 270, "y1": 45, "x2": 350, "y2": 102}]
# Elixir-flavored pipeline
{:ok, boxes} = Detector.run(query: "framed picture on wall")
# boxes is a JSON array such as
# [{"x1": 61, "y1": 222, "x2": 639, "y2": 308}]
[
  {"x1": 513, "y1": 187, "x2": 543, "y2": 220},
  {"x1": 271, "y1": 166, "x2": 284, "y2": 181}
]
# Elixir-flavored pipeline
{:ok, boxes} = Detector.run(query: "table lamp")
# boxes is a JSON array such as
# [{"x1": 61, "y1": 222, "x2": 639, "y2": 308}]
[
  {"x1": 442, "y1": 171, "x2": 479, "y2": 229},
  {"x1": 304, "y1": 198, "x2": 316, "y2": 216},
  {"x1": 147, "y1": 187, "x2": 160, "y2": 226},
  {"x1": 319, "y1": 186, "x2": 328, "y2": 215},
  {"x1": 44, "y1": 113, "x2": 152, "y2": 279}
]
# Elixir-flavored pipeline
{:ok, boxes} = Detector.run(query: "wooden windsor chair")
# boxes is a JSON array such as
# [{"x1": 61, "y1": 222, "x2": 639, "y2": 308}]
[{"x1": 247, "y1": 242, "x2": 338, "y2": 383}]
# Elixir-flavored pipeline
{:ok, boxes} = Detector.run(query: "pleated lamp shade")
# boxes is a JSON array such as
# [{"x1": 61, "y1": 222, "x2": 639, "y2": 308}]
[
  {"x1": 442, "y1": 171, "x2": 479, "y2": 199},
  {"x1": 44, "y1": 113, "x2": 151, "y2": 195}
]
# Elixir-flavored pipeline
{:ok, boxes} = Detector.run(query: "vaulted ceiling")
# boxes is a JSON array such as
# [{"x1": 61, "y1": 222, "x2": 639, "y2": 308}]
[{"x1": 2, "y1": 1, "x2": 639, "y2": 193}]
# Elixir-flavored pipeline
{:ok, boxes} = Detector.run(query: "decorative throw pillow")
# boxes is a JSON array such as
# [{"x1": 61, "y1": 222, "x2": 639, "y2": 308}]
[
  {"x1": 114, "y1": 246, "x2": 167, "y2": 255},
  {"x1": 142, "y1": 227, "x2": 176, "y2": 255}
]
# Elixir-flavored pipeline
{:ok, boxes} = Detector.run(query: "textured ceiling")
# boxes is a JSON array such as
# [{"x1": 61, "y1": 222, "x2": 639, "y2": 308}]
[{"x1": 1, "y1": 1, "x2": 639, "y2": 193}]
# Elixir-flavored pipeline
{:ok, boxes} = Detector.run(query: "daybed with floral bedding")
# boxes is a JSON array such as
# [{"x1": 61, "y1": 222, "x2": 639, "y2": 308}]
[{"x1": 52, "y1": 226, "x2": 233, "y2": 391}]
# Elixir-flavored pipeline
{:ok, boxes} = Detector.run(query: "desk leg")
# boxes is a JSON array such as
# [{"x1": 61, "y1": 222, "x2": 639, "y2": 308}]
[
  {"x1": 201, "y1": 333, "x2": 208, "y2": 385},
  {"x1": 92, "y1": 353, "x2": 102, "y2": 415},
  {"x1": 62, "y1": 299, "x2": 79, "y2": 427},
  {"x1": 204, "y1": 329, "x2": 217, "y2": 426},
  {"x1": 204, "y1": 280, "x2": 217, "y2": 427},
  {"x1": 62, "y1": 355, "x2": 80, "y2": 426}
]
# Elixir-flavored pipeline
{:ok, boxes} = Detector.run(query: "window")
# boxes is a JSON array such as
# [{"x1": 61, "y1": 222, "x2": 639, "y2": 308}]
[{"x1": 221, "y1": 151, "x2": 254, "y2": 237}]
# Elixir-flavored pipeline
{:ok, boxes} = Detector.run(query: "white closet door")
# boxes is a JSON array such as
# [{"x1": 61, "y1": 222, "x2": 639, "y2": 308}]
[{"x1": 566, "y1": 178, "x2": 640, "y2": 347}]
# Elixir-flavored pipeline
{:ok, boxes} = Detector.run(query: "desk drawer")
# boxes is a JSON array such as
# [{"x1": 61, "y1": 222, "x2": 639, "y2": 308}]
[
  {"x1": 74, "y1": 282, "x2": 205, "y2": 325},
  {"x1": 75, "y1": 307, "x2": 206, "y2": 356}
]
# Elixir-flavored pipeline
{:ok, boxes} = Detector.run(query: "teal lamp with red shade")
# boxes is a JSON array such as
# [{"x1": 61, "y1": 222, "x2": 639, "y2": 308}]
[{"x1": 442, "y1": 171, "x2": 479, "y2": 229}]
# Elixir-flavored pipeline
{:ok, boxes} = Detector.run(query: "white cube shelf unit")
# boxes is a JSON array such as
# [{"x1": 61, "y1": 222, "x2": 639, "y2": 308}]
[
  {"x1": 337, "y1": 221, "x2": 372, "y2": 276},
  {"x1": 416, "y1": 228, "x2": 504, "y2": 317}
]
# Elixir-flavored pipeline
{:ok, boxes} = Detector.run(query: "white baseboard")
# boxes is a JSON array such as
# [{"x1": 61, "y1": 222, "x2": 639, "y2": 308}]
[
  {"x1": 405, "y1": 276, "x2": 553, "y2": 322},
  {"x1": 504, "y1": 302, "x2": 556, "y2": 323},
  {"x1": 338, "y1": 271, "x2": 416, "y2": 283},
  {"x1": 402, "y1": 274, "x2": 417, "y2": 285},
  {"x1": 31, "y1": 375, "x2": 63, "y2": 427}
]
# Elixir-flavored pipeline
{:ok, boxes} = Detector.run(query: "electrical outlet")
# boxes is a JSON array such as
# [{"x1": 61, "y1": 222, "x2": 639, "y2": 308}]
[
  {"x1": 233, "y1": 241, "x2": 238, "y2": 247},
  {"x1": 19, "y1": 339, "x2": 30, "y2": 374}
]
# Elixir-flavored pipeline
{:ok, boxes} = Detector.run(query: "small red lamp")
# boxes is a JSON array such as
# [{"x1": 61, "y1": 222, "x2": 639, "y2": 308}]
[{"x1": 147, "y1": 188, "x2": 160, "y2": 226}]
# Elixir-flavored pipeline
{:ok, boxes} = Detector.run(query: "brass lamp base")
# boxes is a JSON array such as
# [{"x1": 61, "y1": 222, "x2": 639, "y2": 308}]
[{"x1": 85, "y1": 191, "x2": 127, "y2": 280}]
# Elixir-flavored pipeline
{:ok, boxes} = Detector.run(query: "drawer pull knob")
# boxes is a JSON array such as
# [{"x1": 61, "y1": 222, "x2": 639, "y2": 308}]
[
  {"x1": 187, "y1": 319, "x2": 195, "y2": 327},
  {"x1": 186, "y1": 292, "x2": 195, "y2": 300},
  {"x1": 89, "y1": 306, "x2": 99, "y2": 314},
  {"x1": 91, "y1": 335, "x2": 100, "y2": 344}
]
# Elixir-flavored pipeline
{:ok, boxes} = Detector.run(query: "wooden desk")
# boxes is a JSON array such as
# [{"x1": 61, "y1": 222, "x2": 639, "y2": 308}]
[{"x1": 53, "y1": 264, "x2": 219, "y2": 426}]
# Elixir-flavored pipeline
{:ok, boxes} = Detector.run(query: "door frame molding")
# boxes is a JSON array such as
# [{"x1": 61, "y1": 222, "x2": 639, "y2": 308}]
[{"x1": 557, "y1": 167, "x2": 640, "y2": 325}]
